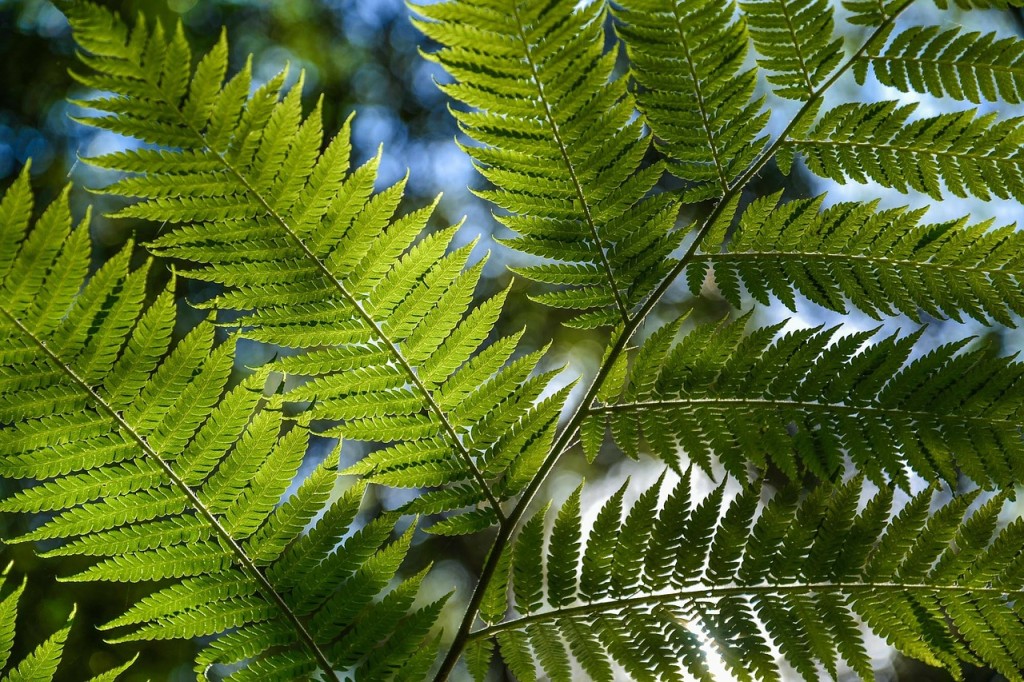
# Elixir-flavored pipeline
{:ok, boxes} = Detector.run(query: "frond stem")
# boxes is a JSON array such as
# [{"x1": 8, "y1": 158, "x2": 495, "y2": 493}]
[
  {"x1": 787, "y1": 135, "x2": 1014, "y2": 162},
  {"x1": 594, "y1": 397, "x2": 1010, "y2": 427},
  {"x1": 0, "y1": 305, "x2": 339, "y2": 681},
  {"x1": 431, "y1": 4, "x2": 913, "y2": 676},
  {"x1": 467, "y1": 580, "x2": 1024, "y2": 641},
  {"x1": 690, "y1": 250, "x2": 1011, "y2": 275}
]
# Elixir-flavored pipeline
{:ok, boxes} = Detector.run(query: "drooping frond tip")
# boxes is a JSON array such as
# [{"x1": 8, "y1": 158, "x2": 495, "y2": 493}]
[{"x1": 0, "y1": 563, "x2": 136, "y2": 681}]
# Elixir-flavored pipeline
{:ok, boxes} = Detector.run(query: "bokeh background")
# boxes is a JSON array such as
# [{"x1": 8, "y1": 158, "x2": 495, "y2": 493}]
[{"x1": 1, "y1": 0, "x2": 1023, "y2": 679}]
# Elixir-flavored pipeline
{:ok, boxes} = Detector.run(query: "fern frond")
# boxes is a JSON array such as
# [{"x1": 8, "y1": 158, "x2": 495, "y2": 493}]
[
  {"x1": 414, "y1": 0, "x2": 682, "y2": 328},
  {"x1": 785, "y1": 101, "x2": 1024, "y2": 201},
  {"x1": 63, "y1": 1, "x2": 565, "y2": 534},
  {"x1": 739, "y1": 0, "x2": 845, "y2": 100},
  {"x1": 855, "y1": 26, "x2": 1024, "y2": 104},
  {"x1": 687, "y1": 192, "x2": 1024, "y2": 325},
  {"x1": 0, "y1": 565, "x2": 136, "y2": 681},
  {"x1": 612, "y1": 0, "x2": 770, "y2": 202},
  {"x1": 0, "y1": 174, "x2": 442, "y2": 680},
  {"x1": 468, "y1": 474, "x2": 1024, "y2": 682},
  {"x1": 585, "y1": 313, "x2": 1024, "y2": 488}
]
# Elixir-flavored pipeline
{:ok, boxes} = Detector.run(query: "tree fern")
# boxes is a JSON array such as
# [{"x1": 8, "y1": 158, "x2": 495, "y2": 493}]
[
  {"x1": 61, "y1": 1, "x2": 565, "y2": 535},
  {"x1": 6, "y1": 0, "x2": 1024, "y2": 679},
  {"x1": 474, "y1": 474, "x2": 1024, "y2": 681},
  {"x1": 0, "y1": 172, "x2": 443, "y2": 680}
]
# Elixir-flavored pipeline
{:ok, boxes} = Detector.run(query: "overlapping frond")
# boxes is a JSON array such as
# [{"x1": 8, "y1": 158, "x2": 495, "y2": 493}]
[
  {"x1": 687, "y1": 192, "x2": 1024, "y2": 325},
  {"x1": 0, "y1": 173, "x2": 442, "y2": 680},
  {"x1": 64, "y1": 1, "x2": 563, "y2": 534},
  {"x1": 785, "y1": 101, "x2": 1024, "y2": 201},
  {"x1": 739, "y1": 0, "x2": 844, "y2": 100},
  {"x1": 583, "y1": 314, "x2": 1024, "y2": 488},
  {"x1": 465, "y1": 474, "x2": 1024, "y2": 682},
  {"x1": 855, "y1": 26, "x2": 1024, "y2": 104},
  {"x1": 612, "y1": 0, "x2": 770, "y2": 202},
  {"x1": 413, "y1": 0, "x2": 683, "y2": 328},
  {"x1": 0, "y1": 566, "x2": 135, "y2": 681}
]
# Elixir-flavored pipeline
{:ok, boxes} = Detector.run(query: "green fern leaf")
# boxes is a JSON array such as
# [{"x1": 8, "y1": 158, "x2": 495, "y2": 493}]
[
  {"x1": 856, "y1": 26, "x2": 1024, "y2": 103},
  {"x1": 740, "y1": 0, "x2": 845, "y2": 100},
  {"x1": 787, "y1": 101, "x2": 1024, "y2": 201},
  {"x1": 590, "y1": 313, "x2": 1024, "y2": 487},
  {"x1": 842, "y1": 0, "x2": 915, "y2": 26},
  {"x1": 688, "y1": 192, "x2": 1024, "y2": 324},
  {"x1": 414, "y1": 0, "x2": 682, "y2": 327},
  {"x1": 612, "y1": 0, "x2": 769, "y2": 201},
  {"x1": 0, "y1": 565, "x2": 135, "y2": 681},
  {"x1": 932, "y1": 0, "x2": 1024, "y2": 9},
  {"x1": 0, "y1": 174, "x2": 442, "y2": 680},
  {"x1": 469, "y1": 475, "x2": 1024, "y2": 681},
  {"x1": 62, "y1": 0, "x2": 566, "y2": 533}
]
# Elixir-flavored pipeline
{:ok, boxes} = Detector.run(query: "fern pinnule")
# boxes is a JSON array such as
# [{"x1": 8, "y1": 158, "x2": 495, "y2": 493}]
[
  {"x1": 0, "y1": 171, "x2": 443, "y2": 681},
  {"x1": 414, "y1": 0, "x2": 683, "y2": 328},
  {"x1": 842, "y1": 0, "x2": 913, "y2": 25},
  {"x1": 688, "y1": 192, "x2": 1024, "y2": 325},
  {"x1": 469, "y1": 474, "x2": 1024, "y2": 682},
  {"x1": 63, "y1": 0, "x2": 563, "y2": 536},
  {"x1": 612, "y1": 0, "x2": 770, "y2": 202},
  {"x1": 584, "y1": 313, "x2": 1024, "y2": 488},
  {"x1": 931, "y1": 0, "x2": 1024, "y2": 10}
]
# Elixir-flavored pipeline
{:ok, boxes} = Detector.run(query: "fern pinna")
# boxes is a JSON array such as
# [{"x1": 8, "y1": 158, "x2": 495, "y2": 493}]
[
  {"x1": 0, "y1": 171, "x2": 443, "y2": 679},
  {"x1": 3, "y1": 0, "x2": 1024, "y2": 680},
  {"x1": 60, "y1": 0, "x2": 565, "y2": 538}
]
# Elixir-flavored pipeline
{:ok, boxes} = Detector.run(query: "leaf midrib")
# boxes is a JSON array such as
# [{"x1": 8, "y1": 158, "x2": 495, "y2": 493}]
[
  {"x1": 595, "y1": 396, "x2": 1013, "y2": 428},
  {"x1": 468, "y1": 579, "x2": 1024, "y2": 641},
  {"x1": 692, "y1": 248, "x2": 1019, "y2": 277}
]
